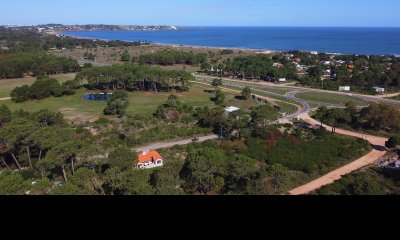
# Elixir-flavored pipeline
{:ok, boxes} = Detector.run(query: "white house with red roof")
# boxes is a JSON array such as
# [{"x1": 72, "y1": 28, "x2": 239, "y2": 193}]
[{"x1": 137, "y1": 150, "x2": 164, "y2": 169}]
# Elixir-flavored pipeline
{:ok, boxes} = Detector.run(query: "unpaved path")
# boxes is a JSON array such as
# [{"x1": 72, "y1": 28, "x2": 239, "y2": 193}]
[{"x1": 289, "y1": 113, "x2": 388, "y2": 195}]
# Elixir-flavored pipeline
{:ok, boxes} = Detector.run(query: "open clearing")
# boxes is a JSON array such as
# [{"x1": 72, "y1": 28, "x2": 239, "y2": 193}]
[
  {"x1": 0, "y1": 73, "x2": 76, "y2": 98},
  {"x1": 0, "y1": 83, "x2": 259, "y2": 122},
  {"x1": 295, "y1": 92, "x2": 368, "y2": 106},
  {"x1": 204, "y1": 81, "x2": 299, "y2": 114}
]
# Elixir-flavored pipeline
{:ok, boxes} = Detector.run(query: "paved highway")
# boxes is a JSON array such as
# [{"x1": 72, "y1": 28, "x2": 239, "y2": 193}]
[{"x1": 193, "y1": 74, "x2": 400, "y2": 111}]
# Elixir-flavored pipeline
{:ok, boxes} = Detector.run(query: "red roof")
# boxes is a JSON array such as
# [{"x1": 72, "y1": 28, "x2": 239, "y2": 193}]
[{"x1": 138, "y1": 150, "x2": 163, "y2": 163}]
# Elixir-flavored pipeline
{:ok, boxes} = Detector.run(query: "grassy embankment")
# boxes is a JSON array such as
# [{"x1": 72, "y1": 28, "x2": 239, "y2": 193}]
[{"x1": 295, "y1": 92, "x2": 368, "y2": 106}]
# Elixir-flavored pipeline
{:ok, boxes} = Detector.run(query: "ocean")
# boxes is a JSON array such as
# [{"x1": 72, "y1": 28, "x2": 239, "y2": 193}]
[{"x1": 63, "y1": 27, "x2": 400, "y2": 55}]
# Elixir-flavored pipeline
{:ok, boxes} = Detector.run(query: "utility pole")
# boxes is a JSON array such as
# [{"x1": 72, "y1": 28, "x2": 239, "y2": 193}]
[{"x1": 321, "y1": 78, "x2": 324, "y2": 90}]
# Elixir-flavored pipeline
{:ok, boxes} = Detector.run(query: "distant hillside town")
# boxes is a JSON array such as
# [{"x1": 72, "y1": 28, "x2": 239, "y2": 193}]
[{"x1": 2, "y1": 24, "x2": 180, "y2": 35}]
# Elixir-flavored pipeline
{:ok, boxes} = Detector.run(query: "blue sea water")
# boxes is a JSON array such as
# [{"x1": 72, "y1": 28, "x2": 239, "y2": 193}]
[{"x1": 63, "y1": 27, "x2": 400, "y2": 55}]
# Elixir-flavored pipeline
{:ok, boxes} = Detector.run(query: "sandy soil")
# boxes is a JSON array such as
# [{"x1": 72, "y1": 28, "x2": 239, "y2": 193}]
[
  {"x1": 289, "y1": 113, "x2": 388, "y2": 195},
  {"x1": 374, "y1": 92, "x2": 400, "y2": 98},
  {"x1": 50, "y1": 44, "x2": 259, "y2": 67}
]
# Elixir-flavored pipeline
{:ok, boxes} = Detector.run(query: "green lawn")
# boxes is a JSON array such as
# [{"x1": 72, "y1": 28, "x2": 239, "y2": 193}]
[
  {"x1": 295, "y1": 92, "x2": 368, "y2": 106},
  {"x1": 209, "y1": 82, "x2": 299, "y2": 114},
  {"x1": 220, "y1": 80, "x2": 293, "y2": 95},
  {"x1": 0, "y1": 73, "x2": 76, "y2": 98},
  {"x1": 252, "y1": 91, "x2": 299, "y2": 114},
  {"x1": 0, "y1": 83, "x2": 258, "y2": 122},
  {"x1": 125, "y1": 83, "x2": 220, "y2": 115}
]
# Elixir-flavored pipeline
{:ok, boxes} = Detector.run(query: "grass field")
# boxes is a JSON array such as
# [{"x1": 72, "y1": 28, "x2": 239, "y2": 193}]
[
  {"x1": 205, "y1": 82, "x2": 299, "y2": 114},
  {"x1": 295, "y1": 92, "x2": 368, "y2": 106},
  {"x1": 0, "y1": 73, "x2": 76, "y2": 98},
  {"x1": 220, "y1": 80, "x2": 293, "y2": 95},
  {"x1": 0, "y1": 83, "x2": 259, "y2": 122}
]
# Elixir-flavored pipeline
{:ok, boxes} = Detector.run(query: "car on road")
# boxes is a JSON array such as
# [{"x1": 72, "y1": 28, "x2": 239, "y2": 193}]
[{"x1": 191, "y1": 138, "x2": 200, "y2": 142}]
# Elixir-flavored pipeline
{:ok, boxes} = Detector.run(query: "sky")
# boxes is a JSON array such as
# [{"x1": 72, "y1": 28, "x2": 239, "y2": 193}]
[{"x1": 2, "y1": 0, "x2": 400, "y2": 27}]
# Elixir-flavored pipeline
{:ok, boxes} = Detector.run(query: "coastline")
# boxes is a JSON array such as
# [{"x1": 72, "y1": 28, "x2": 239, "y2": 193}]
[
  {"x1": 61, "y1": 31, "x2": 281, "y2": 54},
  {"x1": 59, "y1": 30, "x2": 399, "y2": 56}
]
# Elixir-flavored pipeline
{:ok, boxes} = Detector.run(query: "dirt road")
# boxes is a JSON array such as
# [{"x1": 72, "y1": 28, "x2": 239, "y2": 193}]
[
  {"x1": 289, "y1": 113, "x2": 388, "y2": 195},
  {"x1": 133, "y1": 135, "x2": 219, "y2": 153}
]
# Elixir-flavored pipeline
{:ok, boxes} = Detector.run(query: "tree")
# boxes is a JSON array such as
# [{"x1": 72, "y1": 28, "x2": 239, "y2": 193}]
[
  {"x1": 0, "y1": 172, "x2": 28, "y2": 195},
  {"x1": 32, "y1": 110, "x2": 64, "y2": 127},
  {"x1": 226, "y1": 155, "x2": 259, "y2": 194},
  {"x1": 62, "y1": 80, "x2": 78, "y2": 95},
  {"x1": 185, "y1": 147, "x2": 227, "y2": 194},
  {"x1": 108, "y1": 147, "x2": 135, "y2": 171},
  {"x1": 153, "y1": 159, "x2": 186, "y2": 195},
  {"x1": 70, "y1": 167, "x2": 105, "y2": 195},
  {"x1": 212, "y1": 89, "x2": 225, "y2": 106},
  {"x1": 200, "y1": 62, "x2": 212, "y2": 72},
  {"x1": 251, "y1": 105, "x2": 278, "y2": 126},
  {"x1": 30, "y1": 77, "x2": 63, "y2": 99},
  {"x1": 75, "y1": 64, "x2": 194, "y2": 93},
  {"x1": 345, "y1": 174, "x2": 384, "y2": 195},
  {"x1": 205, "y1": 107, "x2": 228, "y2": 133},
  {"x1": 83, "y1": 63, "x2": 93, "y2": 69},
  {"x1": 166, "y1": 94, "x2": 181, "y2": 108},
  {"x1": 0, "y1": 105, "x2": 11, "y2": 127},
  {"x1": 121, "y1": 51, "x2": 131, "y2": 62},
  {"x1": 44, "y1": 141, "x2": 79, "y2": 183},
  {"x1": 50, "y1": 183, "x2": 87, "y2": 195},
  {"x1": 111, "y1": 170, "x2": 155, "y2": 195},
  {"x1": 308, "y1": 65, "x2": 323, "y2": 78},
  {"x1": 227, "y1": 110, "x2": 251, "y2": 140},
  {"x1": 345, "y1": 101, "x2": 358, "y2": 124},
  {"x1": 29, "y1": 178, "x2": 53, "y2": 195},
  {"x1": 87, "y1": 53, "x2": 96, "y2": 61},
  {"x1": 10, "y1": 85, "x2": 31, "y2": 103},
  {"x1": 11, "y1": 77, "x2": 66, "y2": 102},
  {"x1": 268, "y1": 164, "x2": 290, "y2": 195},
  {"x1": 0, "y1": 117, "x2": 40, "y2": 170},
  {"x1": 241, "y1": 87, "x2": 252, "y2": 100},
  {"x1": 104, "y1": 90, "x2": 129, "y2": 116},
  {"x1": 361, "y1": 103, "x2": 400, "y2": 131},
  {"x1": 386, "y1": 136, "x2": 400, "y2": 149},
  {"x1": 211, "y1": 78, "x2": 223, "y2": 91}
]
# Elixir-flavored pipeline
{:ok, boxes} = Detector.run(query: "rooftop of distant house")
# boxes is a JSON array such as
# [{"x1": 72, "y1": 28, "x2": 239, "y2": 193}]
[
  {"x1": 138, "y1": 150, "x2": 163, "y2": 163},
  {"x1": 225, "y1": 106, "x2": 240, "y2": 113}
]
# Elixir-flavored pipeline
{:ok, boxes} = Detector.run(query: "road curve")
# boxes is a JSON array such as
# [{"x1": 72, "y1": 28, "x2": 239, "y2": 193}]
[
  {"x1": 289, "y1": 113, "x2": 388, "y2": 195},
  {"x1": 195, "y1": 74, "x2": 392, "y2": 194},
  {"x1": 194, "y1": 74, "x2": 400, "y2": 109}
]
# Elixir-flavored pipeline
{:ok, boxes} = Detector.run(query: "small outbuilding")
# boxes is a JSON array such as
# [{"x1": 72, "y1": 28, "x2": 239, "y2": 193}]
[
  {"x1": 339, "y1": 86, "x2": 351, "y2": 92},
  {"x1": 372, "y1": 87, "x2": 385, "y2": 94}
]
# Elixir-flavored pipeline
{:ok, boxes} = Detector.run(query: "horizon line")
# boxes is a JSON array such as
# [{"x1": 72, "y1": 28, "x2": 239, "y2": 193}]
[{"x1": 2, "y1": 23, "x2": 400, "y2": 28}]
